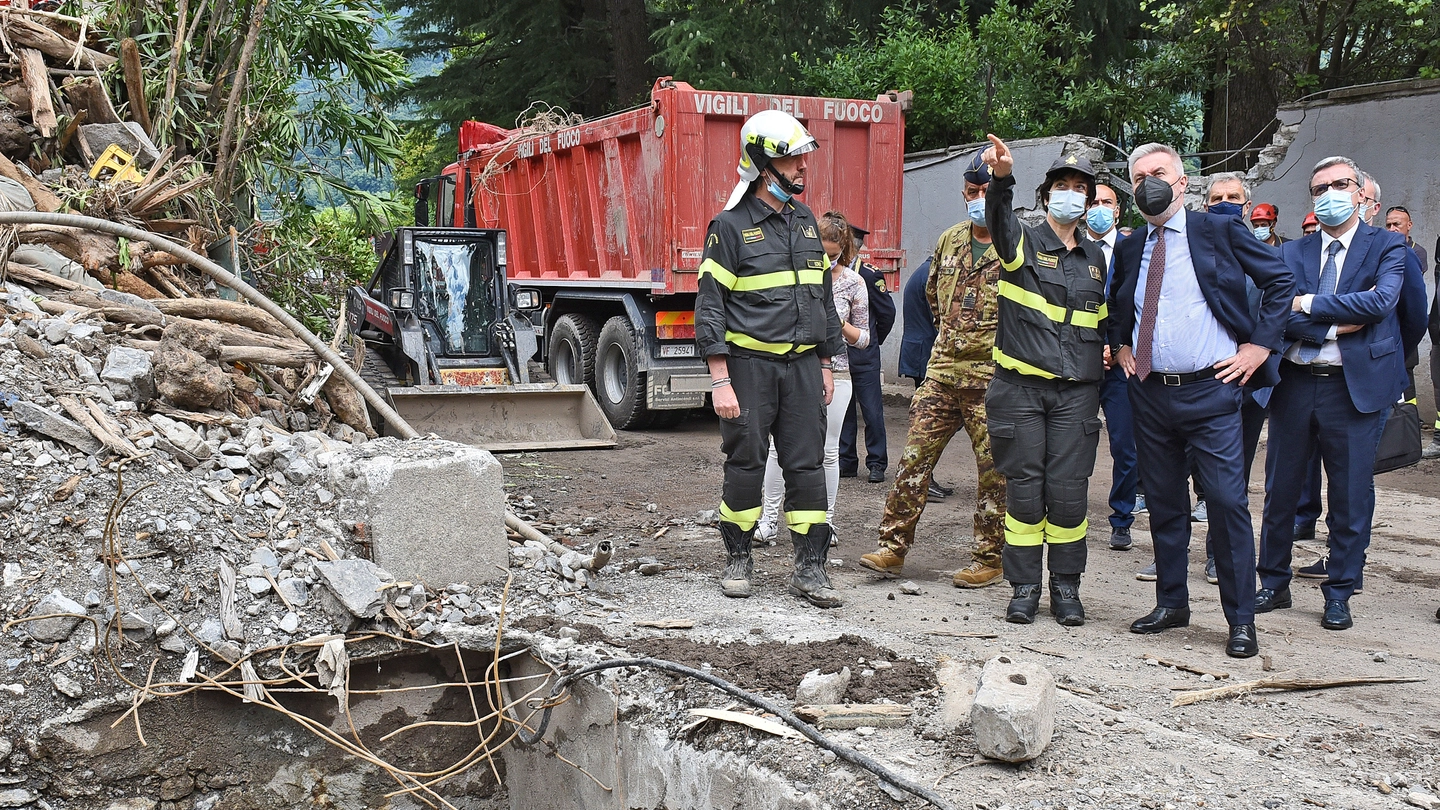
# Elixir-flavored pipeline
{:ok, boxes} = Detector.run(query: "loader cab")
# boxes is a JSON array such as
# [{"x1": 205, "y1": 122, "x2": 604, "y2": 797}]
[{"x1": 373, "y1": 228, "x2": 515, "y2": 384}]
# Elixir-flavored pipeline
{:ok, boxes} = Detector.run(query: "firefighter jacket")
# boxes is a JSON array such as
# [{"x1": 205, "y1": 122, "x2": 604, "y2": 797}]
[
  {"x1": 925, "y1": 220, "x2": 1001, "y2": 389},
  {"x1": 984, "y1": 173, "x2": 1108, "y2": 383},
  {"x1": 696, "y1": 192, "x2": 844, "y2": 359}
]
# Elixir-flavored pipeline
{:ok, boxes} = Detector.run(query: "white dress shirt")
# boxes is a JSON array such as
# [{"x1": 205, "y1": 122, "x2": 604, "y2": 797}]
[{"x1": 1284, "y1": 220, "x2": 1359, "y2": 366}]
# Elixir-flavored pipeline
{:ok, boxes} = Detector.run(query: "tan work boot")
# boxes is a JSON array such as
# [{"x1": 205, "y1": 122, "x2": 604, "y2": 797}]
[
  {"x1": 952, "y1": 561, "x2": 1003, "y2": 588},
  {"x1": 859, "y1": 547, "x2": 905, "y2": 575}
]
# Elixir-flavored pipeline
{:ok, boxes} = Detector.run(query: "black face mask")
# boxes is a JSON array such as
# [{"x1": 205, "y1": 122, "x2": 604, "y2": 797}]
[
  {"x1": 1135, "y1": 175, "x2": 1175, "y2": 217},
  {"x1": 766, "y1": 164, "x2": 805, "y2": 196}
]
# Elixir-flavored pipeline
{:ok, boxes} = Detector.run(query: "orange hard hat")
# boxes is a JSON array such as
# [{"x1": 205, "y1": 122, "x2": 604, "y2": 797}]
[
  {"x1": 1251, "y1": 203, "x2": 1278, "y2": 223},
  {"x1": 1302, "y1": 212, "x2": 1319, "y2": 227}
]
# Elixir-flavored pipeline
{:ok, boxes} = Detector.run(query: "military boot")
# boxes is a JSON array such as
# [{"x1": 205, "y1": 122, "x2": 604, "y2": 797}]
[
  {"x1": 1005, "y1": 584, "x2": 1042, "y2": 624},
  {"x1": 719, "y1": 522, "x2": 754, "y2": 598},
  {"x1": 1048, "y1": 574, "x2": 1085, "y2": 626},
  {"x1": 789, "y1": 525, "x2": 843, "y2": 608}
]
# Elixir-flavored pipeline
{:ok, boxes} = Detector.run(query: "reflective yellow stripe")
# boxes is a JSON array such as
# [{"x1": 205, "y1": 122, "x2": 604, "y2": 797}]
[
  {"x1": 730, "y1": 269, "x2": 825, "y2": 292},
  {"x1": 992, "y1": 346, "x2": 1058, "y2": 379},
  {"x1": 1000, "y1": 233, "x2": 1025, "y2": 272},
  {"x1": 698, "y1": 258, "x2": 738, "y2": 290},
  {"x1": 1403, "y1": 397, "x2": 1416, "y2": 405},
  {"x1": 1045, "y1": 519, "x2": 1088, "y2": 544},
  {"x1": 720, "y1": 501, "x2": 762, "y2": 531},
  {"x1": 998, "y1": 279, "x2": 1067, "y2": 323},
  {"x1": 785, "y1": 510, "x2": 828, "y2": 534},
  {"x1": 1005, "y1": 514, "x2": 1045, "y2": 547},
  {"x1": 726, "y1": 331, "x2": 794, "y2": 354}
]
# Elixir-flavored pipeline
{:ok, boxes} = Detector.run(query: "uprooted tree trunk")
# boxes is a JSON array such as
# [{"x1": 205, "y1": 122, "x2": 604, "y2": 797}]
[
  {"x1": 20, "y1": 224, "x2": 171, "y2": 299},
  {"x1": 321, "y1": 374, "x2": 375, "y2": 438}
]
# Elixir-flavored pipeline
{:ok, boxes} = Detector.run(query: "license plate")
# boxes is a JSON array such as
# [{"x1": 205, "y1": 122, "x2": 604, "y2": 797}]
[
  {"x1": 439, "y1": 368, "x2": 510, "y2": 386},
  {"x1": 659, "y1": 344, "x2": 695, "y2": 358}
]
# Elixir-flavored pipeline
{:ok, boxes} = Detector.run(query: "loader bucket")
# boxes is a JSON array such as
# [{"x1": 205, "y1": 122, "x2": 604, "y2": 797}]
[{"x1": 383, "y1": 383, "x2": 617, "y2": 452}]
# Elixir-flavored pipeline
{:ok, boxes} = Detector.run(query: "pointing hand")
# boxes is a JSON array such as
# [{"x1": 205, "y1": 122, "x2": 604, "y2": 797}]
[{"x1": 981, "y1": 134, "x2": 1014, "y2": 178}]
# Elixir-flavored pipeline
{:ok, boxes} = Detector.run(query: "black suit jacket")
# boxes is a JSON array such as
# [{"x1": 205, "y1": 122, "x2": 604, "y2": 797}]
[
  {"x1": 848, "y1": 261, "x2": 896, "y2": 371},
  {"x1": 1108, "y1": 210, "x2": 1295, "y2": 389}
]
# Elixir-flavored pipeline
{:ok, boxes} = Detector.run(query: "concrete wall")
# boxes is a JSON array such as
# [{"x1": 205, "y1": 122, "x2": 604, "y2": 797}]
[
  {"x1": 1251, "y1": 80, "x2": 1440, "y2": 419},
  {"x1": 887, "y1": 136, "x2": 1106, "y2": 377}
]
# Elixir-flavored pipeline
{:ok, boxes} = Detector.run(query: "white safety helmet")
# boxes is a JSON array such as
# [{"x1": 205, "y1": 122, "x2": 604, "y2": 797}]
[{"x1": 724, "y1": 110, "x2": 818, "y2": 211}]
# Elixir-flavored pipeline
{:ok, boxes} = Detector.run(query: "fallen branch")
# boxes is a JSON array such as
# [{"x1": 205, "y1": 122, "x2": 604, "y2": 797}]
[
  {"x1": 1143, "y1": 653, "x2": 1229, "y2": 680},
  {"x1": 218, "y1": 344, "x2": 315, "y2": 368},
  {"x1": 4, "y1": 16, "x2": 118, "y2": 69},
  {"x1": 152, "y1": 297, "x2": 293, "y2": 337},
  {"x1": 794, "y1": 704, "x2": 914, "y2": 729},
  {"x1": 1171, "y1": 675, "x2": 1425, "y2": 707}
]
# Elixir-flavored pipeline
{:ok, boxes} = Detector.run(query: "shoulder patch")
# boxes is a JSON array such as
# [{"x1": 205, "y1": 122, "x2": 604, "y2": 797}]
[
  {"x1": 873, "y1": 278, "x2": 887, "y2": 292},
  {"x1": 706, "y1": 233, "x2": 720, "y2": 247},
  {"x1": 1036, "y1": 252, "x2": 1058, "y2": 268},
  {"x1": 1090, "y1": 265, "x2": 1102, "y2": 281},
  {"x1": 807, "y1": 258, "x2": 826, "y2": 269},
  {"x1": 741, "y1": 227, "x2": 765, "y2": 244},
  {"x1": 801, "y1": 224, "x2": 818, "y2": 239}
]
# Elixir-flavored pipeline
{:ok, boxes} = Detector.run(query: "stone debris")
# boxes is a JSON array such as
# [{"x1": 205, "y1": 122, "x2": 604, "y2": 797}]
[
  {"x1": 970, "y1": 655, "x2": 1056, "y2": 762},
  {"x1": 1410, "y1": 792, "x2": 1440, "y2": 810},
  {"x1": 796, "y1": 666, "x2": 852, "y2": 705},
  {"x1": 25, "y1": 590, "x2": 87, "y2": 642},
  {"x1": 313, "y1": 559, "x2": 394, "y2": 620}
]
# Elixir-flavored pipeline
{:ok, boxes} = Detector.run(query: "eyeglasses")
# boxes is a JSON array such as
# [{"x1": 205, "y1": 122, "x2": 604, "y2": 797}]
[{"x1": 1309, "y1": 177, "x2": 1359, "y2": 197}]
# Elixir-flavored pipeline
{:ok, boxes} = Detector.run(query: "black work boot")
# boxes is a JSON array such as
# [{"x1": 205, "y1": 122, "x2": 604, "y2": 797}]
[
  {"x1": 789, "y1": 525, "x2": 843, "y2": 608},
  {"x1": 1049, "y1": 573, "x2": 1085, "y2": 626},
  {"x1": 1006, "y1": 584, "x2": 1042, "y2": 624},
  {"x1": 719, "y1": 522, "x2": 754, "y2": 598}
]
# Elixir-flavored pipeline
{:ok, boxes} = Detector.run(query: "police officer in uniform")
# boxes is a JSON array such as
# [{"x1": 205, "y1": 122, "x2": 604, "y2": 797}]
[
  {"x1": 860, "y1": 151, "x2": 1006, "y2": 588},
  {"x1": 980, "y1": 135, "x2": 1108, "y2": 626},
  {"x1": 696, "y1": 110, "x2": 846, "y2": 608}
]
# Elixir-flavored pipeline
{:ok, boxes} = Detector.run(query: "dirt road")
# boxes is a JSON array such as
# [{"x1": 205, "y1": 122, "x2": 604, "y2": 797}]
[{"x1": 502, "y1": 398, "x2": 1440, "y2": 809}]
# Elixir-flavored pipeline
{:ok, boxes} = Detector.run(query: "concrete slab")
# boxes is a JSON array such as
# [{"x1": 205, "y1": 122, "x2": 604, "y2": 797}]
[{"x1": 327, "y1": 438, "x2": 507, "y2": 588}]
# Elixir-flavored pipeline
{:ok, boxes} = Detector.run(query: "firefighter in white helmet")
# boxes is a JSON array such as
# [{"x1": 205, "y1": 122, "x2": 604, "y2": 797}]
[{"x1": 696, "y1": 109, "x2": 845, "y2": 607}]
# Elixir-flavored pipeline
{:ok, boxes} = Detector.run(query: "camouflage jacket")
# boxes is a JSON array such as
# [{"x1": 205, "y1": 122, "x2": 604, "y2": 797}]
[{"x1": 924, "y1": 220, "x2": 1000, "y2": 389}]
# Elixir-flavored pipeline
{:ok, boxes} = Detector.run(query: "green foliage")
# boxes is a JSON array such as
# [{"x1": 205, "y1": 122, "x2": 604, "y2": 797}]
[
  {"x1": 251, "y1": 193, "x2": 410, "y2": 337},
  {"x1": 803, "y1": 1, "x2": 1201, "y2": 152},
  {"x1": 648, "y1": 0, "x2": 847, "y2": 93},
  {"x1": 391, "y1": 123, "x2": 458, "y2": 197},
  {"x1": 1145, "y1": 0, "x2": 1440, "y2": 97}
]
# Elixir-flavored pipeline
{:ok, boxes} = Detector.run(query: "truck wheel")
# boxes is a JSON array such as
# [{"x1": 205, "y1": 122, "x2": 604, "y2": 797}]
[
  {"x1": 548, "y1": 314, "x2": 598, "y2": 387},
  {"x1": 595, "y1": 316, "x2": 653, "y2": 430}
]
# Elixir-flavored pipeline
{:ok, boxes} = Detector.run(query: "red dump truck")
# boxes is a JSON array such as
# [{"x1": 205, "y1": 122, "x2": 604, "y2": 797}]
[{"x1": 426, "y1": 77, "x2": 906, "y2": 429}]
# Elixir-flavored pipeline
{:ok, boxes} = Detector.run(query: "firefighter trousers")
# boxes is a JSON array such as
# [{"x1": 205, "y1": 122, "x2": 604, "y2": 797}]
[
  {"x1": 877, "y1": 380, "x2": 1005, "y2": 565},
  {"x1": 718, "y1": 353, "x2": 828, "y2": 536},
  {"x1": 985, "y1": 371, "x2": 1101, "y2": 584}
]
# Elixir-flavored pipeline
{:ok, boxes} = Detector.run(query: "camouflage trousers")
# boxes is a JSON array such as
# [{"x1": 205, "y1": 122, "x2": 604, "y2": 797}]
[{"x1": 877, "y1": 379, "x2": 1006, "y2": 564}]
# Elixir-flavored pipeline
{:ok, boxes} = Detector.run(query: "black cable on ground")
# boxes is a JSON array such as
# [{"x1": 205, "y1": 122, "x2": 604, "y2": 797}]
[{"x1": 513, "y1": 656, "x2": 957, "y2": 810}]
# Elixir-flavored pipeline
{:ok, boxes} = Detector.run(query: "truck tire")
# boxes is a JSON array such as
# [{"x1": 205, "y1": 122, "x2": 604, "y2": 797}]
[
  {"x1": 548, "y1": 314, "x2": 599, "y2": 388},
  {"x1": 595, "y1": 316, "x2": 653, "y2": 430}
]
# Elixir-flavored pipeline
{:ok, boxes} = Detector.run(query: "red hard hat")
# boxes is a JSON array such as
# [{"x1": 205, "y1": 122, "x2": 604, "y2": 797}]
[
  {"x1": 1302, "y1": 212, "x2": 1319, "y2": 227},
  {"x1": 1251, "y1": 203, "x2": 1278, "y2": 222}
]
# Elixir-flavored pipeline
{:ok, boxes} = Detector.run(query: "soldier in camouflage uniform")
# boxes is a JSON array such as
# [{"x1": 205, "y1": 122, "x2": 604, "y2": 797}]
[{"x1": 860, "y1": 153, "x2": 1007, "y2": 588}]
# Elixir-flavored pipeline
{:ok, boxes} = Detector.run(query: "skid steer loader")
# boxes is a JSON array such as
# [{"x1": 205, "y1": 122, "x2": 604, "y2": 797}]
[{"x1": 347, "y1": 227, "x2": 616, "y2": 451}]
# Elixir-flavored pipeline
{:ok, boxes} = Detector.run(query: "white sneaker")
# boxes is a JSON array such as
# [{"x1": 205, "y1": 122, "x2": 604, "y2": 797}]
[{"x1": 753, "y1": 521, "x2": 778, "y2": 546}]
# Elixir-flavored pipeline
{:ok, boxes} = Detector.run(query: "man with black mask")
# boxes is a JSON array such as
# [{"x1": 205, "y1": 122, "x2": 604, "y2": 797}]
[{"x1": 1111, "y1": 144, "x2": 1293, "y2": 659}]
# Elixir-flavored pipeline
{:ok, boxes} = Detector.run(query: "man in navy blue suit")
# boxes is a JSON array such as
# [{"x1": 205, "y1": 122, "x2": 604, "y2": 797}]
[
  {"x1": 1291, "y1": 171, "x2": 1427, "y2": 582},
  {"x1": 1109, "y1": 143, "x2": 1294, "y2": 659},
  {"x1": 1255, "y1": 156, "x2": 1411, "y2": 632}
]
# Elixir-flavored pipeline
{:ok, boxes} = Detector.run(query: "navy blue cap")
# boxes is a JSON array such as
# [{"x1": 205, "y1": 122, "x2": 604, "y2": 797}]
[{"x1": 964, "y1": 151, "x2": 991, "y2": 185}]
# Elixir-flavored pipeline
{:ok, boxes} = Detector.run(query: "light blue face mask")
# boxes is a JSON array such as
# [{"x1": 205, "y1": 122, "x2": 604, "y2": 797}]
[
  {"x1": 1048, "y1": 190, "x2": 1086, "y2": 224},
  {"x1": 1313, "y1": 189, "x2": 1356, "y2": 227},
  {"x1": 967, "y1": 198, "x2": 987, "y2": 226},
  {"x1": 1252, "y1": 226, "x2": 1272, "y2": 242},
  {"x1": 766, "y1": 180, "x2": 793, "y2": 203},
  {"x1": 1086, "y1": 206, "x2": 1115, "y2": 234}
]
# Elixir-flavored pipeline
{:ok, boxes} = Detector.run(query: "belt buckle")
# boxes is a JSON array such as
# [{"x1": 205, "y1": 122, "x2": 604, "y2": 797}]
[
  {"x1": 1162, "y1": 373, "x2": 1182, "y2": 386},
  {"x1": 1311, "y1": 364, "x2": 1333, "y2": 376}
]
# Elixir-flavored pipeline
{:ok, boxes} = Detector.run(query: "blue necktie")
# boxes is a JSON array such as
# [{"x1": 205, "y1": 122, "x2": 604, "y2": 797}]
[{"x1": 1299, "y1": 241, "x2": 1343, "y2": 363}]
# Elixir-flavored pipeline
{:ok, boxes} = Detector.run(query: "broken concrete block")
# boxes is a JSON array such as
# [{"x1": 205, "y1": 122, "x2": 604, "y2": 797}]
[
  {"x1": 80, "y1": 121, "x2": 161, "y2": 164},
  {"x1": 327, "y1": 438, "x2": 507, "y2": 587},
  {"x1": 971, "y1": 655, "x2": 1055, "y2": 762},
  {"x1": 276, "y1": 578, "x2": 309, "y2": 607},
  {"x1": 314, "y1": 558, "x2": 393, "y2": 619},
  {"x1": 50, "y1": 671, "x2": 84, "y2": 699},
  {"x1": 10, "y1": 401, "x2": 103, "y2": 454},
  {"x1": 101, "y1": 345, "x2": 156, "y2": 403},
  {"x1": 796, "y1": 667, "x2": 851, "y2": 706},
  {"x1": 26, "y1": 590, "x2": 88, "y2": 642}
]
